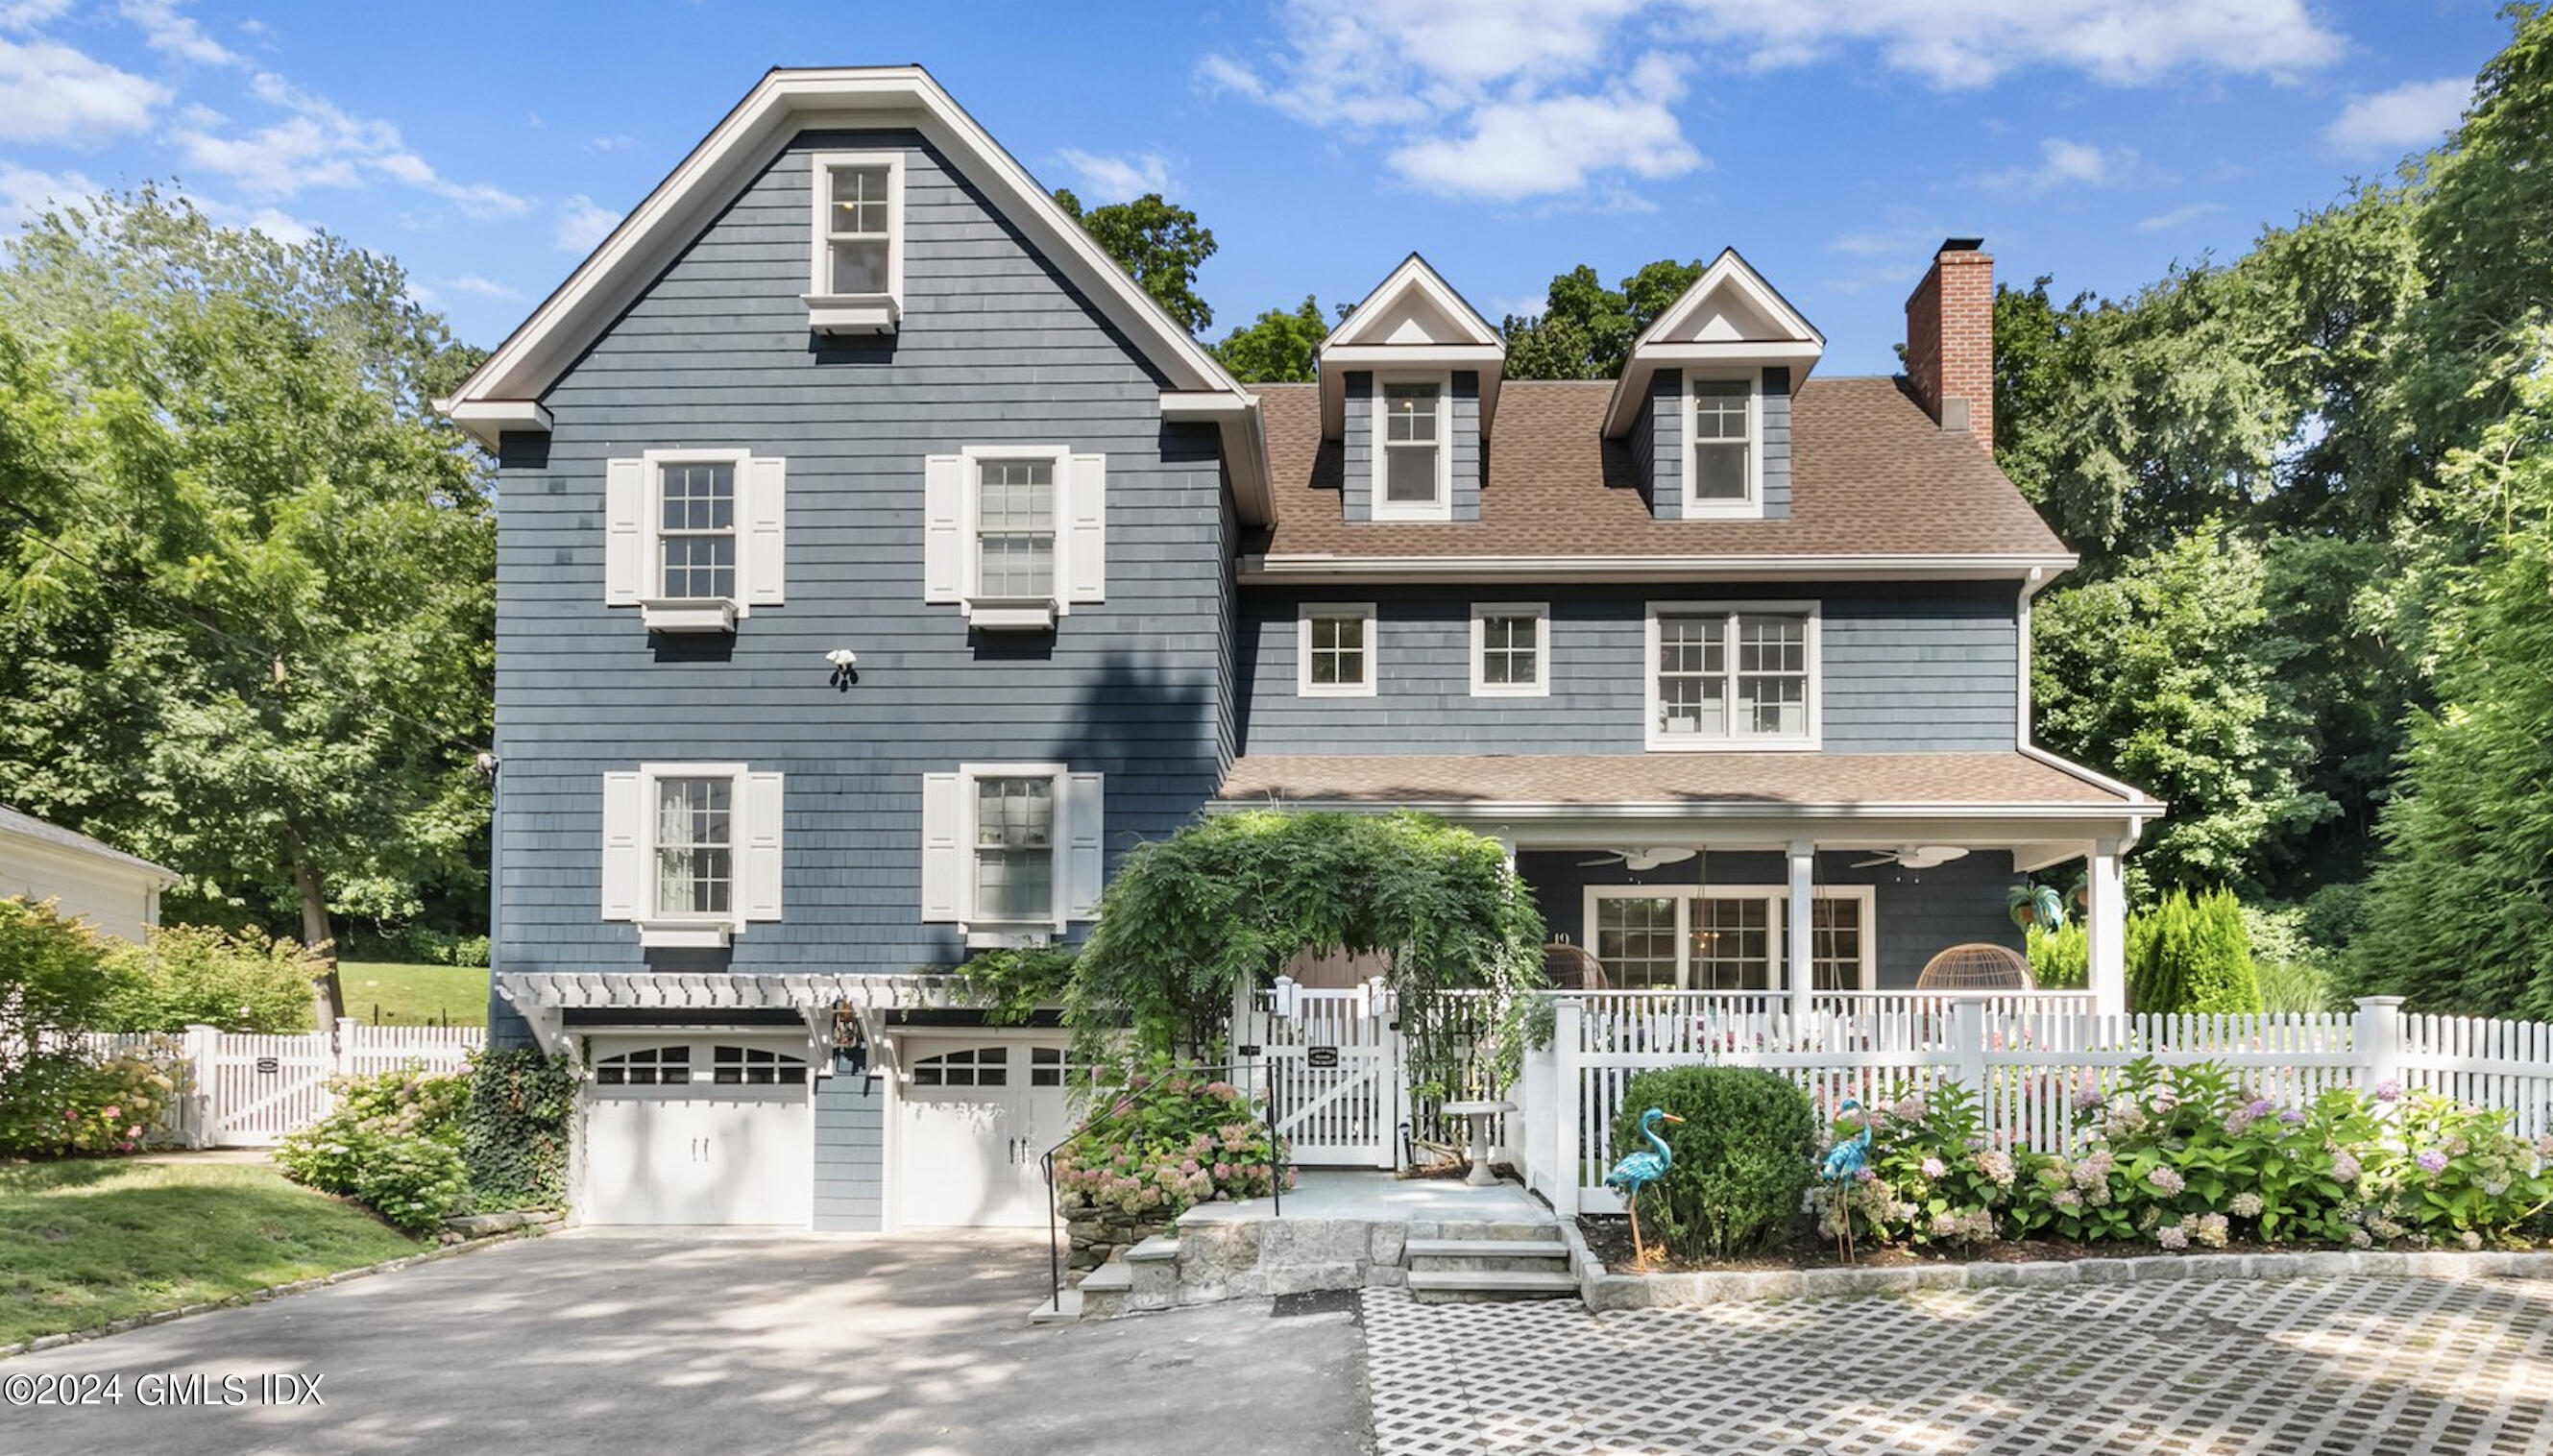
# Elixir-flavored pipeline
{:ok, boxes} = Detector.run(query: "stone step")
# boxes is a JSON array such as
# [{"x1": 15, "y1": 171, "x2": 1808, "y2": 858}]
[
  {"x1": 1126, "y1": 1236, "x2": 1180, "y2": 1264},
  {"x1": 1404, "y1": 1238, "x2": 1569, "y2": 1262},
  {"x1": 1405, "y1": 1269, "x2": 1582, "y2": 1303},
  {"x1": 1410, "y1": 1220, "x2": 1566, "y2": 1243}
]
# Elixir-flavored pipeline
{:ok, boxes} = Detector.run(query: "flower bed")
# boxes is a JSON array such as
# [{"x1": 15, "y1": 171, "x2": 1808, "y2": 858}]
[{"x1": 1053, "y1": 1062, "x2": 1293, "y2": 1274}]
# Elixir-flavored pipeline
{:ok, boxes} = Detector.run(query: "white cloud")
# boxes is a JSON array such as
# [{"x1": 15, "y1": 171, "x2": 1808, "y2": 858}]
[
  {"x1": 2323, "y1": 77, "x2": 2469, "y2": 155},
  {"x1": 120, "y1": 0, "x2": 240, "y2": 66},
  {"x1": 553, "y1": 193, "x2": 620, "y2": 254},
  {"x1": 171, "y1": 70, "x2": 532, "y2": 218},
  {"x1": 586, "y1": 133, "x2": 636, "y2": 153},
  {"x1": 0, "y1": 0, "x2": 72, "y2": 30},
  {"x1": 1055, "y1": 147, "x2": 1174, "y2": 201},
  {"x1": 0, "y1": 36, "x2": 165, "y2": 142},
  {"x1": 2137, "y1": 201, "x2": 2223, "y2": 232},
  {"x1": 1209, "y1": 0, "x2": 2344, "y2": 204},
  {"x1": 1976, "y1": 136, "x2": 2134, "y2": 191},
  {"x1": 443, "y1": 274, "x2": 524, "y2": 302},
  {"x1": 0, "y1": 160, "x2": 96, "y2": 224}
]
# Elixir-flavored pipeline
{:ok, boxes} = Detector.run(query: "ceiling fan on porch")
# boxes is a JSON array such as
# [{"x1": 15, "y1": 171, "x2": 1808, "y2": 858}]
[
  {"x1": 1851, "y1": 845, "x2": 1973, "y2": 870},
  {"x1": 1576, "y1": 847, "x2": 1701, "y2": 871}
]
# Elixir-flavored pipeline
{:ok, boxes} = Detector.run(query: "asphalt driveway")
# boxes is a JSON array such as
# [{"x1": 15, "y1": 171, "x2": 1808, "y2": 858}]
[{"x1": 0, "y1": 1230, "x2": 1369, "y2": 1456}]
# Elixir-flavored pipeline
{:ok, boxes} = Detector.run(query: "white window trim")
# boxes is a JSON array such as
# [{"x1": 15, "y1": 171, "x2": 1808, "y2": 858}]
[
  {"x1": 1370, "y1": 374, "x2": 1453, "y2": 522},
  {"x1": 1681, "y1": 371, "x2": 1763, "y2": 521},
  {"x1": 1642, "y1": 599, "x2": 1821, "y2": 752},
  {"x1": 805, "y1": 150, "x2": 905, "y2": 334},
  {"x1": 639, "y1": 448, "x2": 752, "y2": 631},
  {"x1": 1470, "y1": 601, "x2": 1550, "y2": 697},
  {"x1": 959, "y1": 444, "x2": 1072, "y2": 630},
  {"x1": 634, "y1": 761, "x2": 749, "y2": 948},
  {"x1": 958, "y1": 761, "x2": 1068, "y2": 945},
  {"x1": 1297, "y1": 602, "x2": 1379, "y2": 698},
  {"x1": 1583, "y1": 883, "x2": 1876, "y2": 992}
]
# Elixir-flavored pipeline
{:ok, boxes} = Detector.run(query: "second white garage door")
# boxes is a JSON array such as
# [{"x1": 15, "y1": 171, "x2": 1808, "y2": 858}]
[
  {"x1": 896, "y1": 1039, "x2": 1074, "y2": 1228},
  {"x1": 582, "y1": 1039, "x2": 814, "y2": 1227}
]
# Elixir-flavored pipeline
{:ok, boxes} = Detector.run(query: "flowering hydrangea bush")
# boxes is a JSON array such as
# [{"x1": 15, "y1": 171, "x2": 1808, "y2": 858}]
[
  {"x1": 1812, "y1": 1057, "x2": 2553, "y2": 1258},
  {"x1": 0, "y1": 1040, "x2": 185, "y2": 1156},
  {"x1": 275, "y1": 1064, "x2": 470, "y2": 1235},
  {"x1": 1053, "y1": 1060, "x2": 1293, "y2": 1221}
]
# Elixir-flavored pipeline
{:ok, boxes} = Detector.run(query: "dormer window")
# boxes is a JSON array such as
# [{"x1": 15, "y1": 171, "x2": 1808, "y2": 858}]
[
  {"x1": 1375, "y1": 378, "x2": 1450, "y2": 521},
  {"x1": 1686, "y1": 376, "x2": 1761, "y2": 516},
  {"x1": 806, "y1": 152, "x2": 903, "y2": 334}
]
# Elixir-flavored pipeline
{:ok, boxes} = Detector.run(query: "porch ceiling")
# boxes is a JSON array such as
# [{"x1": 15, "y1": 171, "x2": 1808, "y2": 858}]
[{"x1": 1214, "y1": 751, "x2": 2154, "y2": 820}]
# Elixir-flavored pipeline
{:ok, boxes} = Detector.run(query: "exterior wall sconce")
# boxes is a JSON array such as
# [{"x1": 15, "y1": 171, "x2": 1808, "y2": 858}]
[{"x1": 826, "y1": 647, "x2": 859, "y2": 691}]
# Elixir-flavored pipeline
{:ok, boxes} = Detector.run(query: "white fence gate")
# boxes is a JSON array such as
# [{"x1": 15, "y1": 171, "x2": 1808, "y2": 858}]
[
  {"x1": 73, "y1": 1020, "x2": 486, "y2": 1148},
  {"x1": 1239, "y1": 981, "x2": 1403, "y2": 1168}
]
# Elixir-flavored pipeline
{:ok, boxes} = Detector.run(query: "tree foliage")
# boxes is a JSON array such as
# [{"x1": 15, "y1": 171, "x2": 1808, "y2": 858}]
[
  {"x1": 1211, "y1": 295, "x2": 1329, "y2": 382},
  {"x1": 1499, "y1": 258, "x2": 1703, "y2": 379},
  {"x1": 1067, "y1": 812, "x2": 1546, "y2": 1055},
  {"x1": 1054, "y1": 188, "x2": 1218, "y2": 335},
  {"x1": 2129, "y1": 887, "x2": 2262, "y2": 1014},
  {"x1": 0, "y1": 191, "x2": 491, "y2": 1003}
]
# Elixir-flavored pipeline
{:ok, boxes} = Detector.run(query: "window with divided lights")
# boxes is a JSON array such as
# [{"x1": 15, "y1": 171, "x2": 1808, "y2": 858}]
[
  {"x1": 821, "y1": 160, "x2": 893, "y2": 297},
  {"x1": 973, "y1": 776, "x2": 1055, "y2": 924},
  {"x1": 594, "y1": 1045, "x2": 691, "y2": 1086},
  {"x1": 654, "y1": 777, "x2": 732, "y2": 918},
  {"x1": 975, "y1": 458, "x2": 1057, "y2": 600},
  {"x1": 1690, "y1": 897, "x2": 1773, "y2": 990},
  {"x1": 1471, "y1": 602, "x2": 1547, "y2": 695},
  {"x1": 712, "y1": 1045, "x2": 808, "y2": 1086},
  {"x1": 910, "y1": 1045, "x2": 1007, "y2": 1087},
  {"x1": 1648, "y1": 605, "x2": 1816, "y2": 748},
  {"x1": 1585, "y1": 886, "x2": 1873, "y2": 991},
  {"x1": 1593, "y1": 895, "x2": 1679, "y2": 990},
  {"x1": 1299, "y1": 604, "x2": 1375, "y2": 696},
  {"x1": 1376, "y1": 380, "x2": 1447, "y2": 517},
  {"x1": 1688, "y1": 377, "x2": 1756, "y2": 511},
  {"x1": 656, "y1": 460, "x2": 736, "y2": 601},
  {"x1": 1029, "y1": 1046, "x2": 1084, "y2": 1088},
  {"x1": 1811, "y1": 897, "x2": 1865, "y2": 993}
]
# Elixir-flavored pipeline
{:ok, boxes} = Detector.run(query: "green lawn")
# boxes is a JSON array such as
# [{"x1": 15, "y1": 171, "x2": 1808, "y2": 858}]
[
  {"x1": 339, "y1": 960, "x2": 489, "y2": 1028},
  {"x1": 0, "y1": 1160, "x2": 426, "y2": 1345}
]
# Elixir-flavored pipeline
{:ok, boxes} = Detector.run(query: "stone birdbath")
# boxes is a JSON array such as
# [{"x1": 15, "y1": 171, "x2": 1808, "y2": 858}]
[{"x1": 1442, "y1": 1099, "x2": 1516, "y2": 1187}]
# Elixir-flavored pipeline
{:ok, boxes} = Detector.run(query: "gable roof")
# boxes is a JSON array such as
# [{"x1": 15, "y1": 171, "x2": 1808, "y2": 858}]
[
  {"x1": 435, "y1": 66, "x2": 1274, "y2": 517},
  {"x1": 1243, "y1": 376, "x2": 2074, "y2": 577},
  {"x1": 1605, "y1": 249, "x2": 1826, "y2": 436},
  {"x1": 1317, "y1": 254, "x2": 1506, "y2": 437},
  {"x1": 0, "y1": 807, "x2": 178, "y2": 883}
]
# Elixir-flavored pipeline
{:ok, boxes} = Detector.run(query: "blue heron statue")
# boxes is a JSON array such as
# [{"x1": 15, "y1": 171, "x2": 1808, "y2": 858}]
[
  {"x1": 1604, "y1": 1107, "x2": 1685, "y2": 1265},
  {"x1": 1820, "y1": 1098, "x2": 1875, "y2": 1263}
]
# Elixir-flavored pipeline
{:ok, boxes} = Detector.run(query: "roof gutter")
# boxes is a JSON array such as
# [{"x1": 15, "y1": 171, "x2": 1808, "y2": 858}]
[
  {"x1": 1237, "y1": 551, "x2": 2079, "y2": 586},
  {"x1": 1161, "y1": 390, "x2": 1276, "y2": 526}
]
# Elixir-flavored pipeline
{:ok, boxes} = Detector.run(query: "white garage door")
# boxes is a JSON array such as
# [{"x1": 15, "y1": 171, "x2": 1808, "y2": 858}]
[
  {"x1": 897, "y1": 1040, "x2": 1074, "y2": 1228},
  {"x1": 583, "y1": 1040, "x2": 814, "y2": 1227}
]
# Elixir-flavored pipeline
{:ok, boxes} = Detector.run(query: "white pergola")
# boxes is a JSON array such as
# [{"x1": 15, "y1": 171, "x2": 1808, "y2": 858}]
[{"x1": 492, "y1": 971, "x2": 964, "y2": 1062}]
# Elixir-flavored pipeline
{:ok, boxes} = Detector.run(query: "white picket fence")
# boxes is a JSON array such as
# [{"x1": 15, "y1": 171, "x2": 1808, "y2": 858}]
[
  {"x1": 1516, "y1": 993, "x2": 2553, "y2": 1214},
  {"x1": 70, "y1": 1020, "x2": 483, "y2": 1148}
]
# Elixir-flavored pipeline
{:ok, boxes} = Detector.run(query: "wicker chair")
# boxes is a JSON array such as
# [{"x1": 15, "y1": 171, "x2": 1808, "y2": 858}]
[
  {"x1": 1914, "y1": 942, "x2": 2035, "y2": 993},
  {"x1": 1544, "y1": 941, "x2": 1608, "y2": 991}
]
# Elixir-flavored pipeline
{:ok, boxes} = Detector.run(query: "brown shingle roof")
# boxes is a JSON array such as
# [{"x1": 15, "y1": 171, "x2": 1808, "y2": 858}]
[
  {"x1": 1216, "y1": 753, "x2": 2145, "y2": 809},
  {"x1": 1250, "y1": 376, "x2": 2071, "y2": 561}
]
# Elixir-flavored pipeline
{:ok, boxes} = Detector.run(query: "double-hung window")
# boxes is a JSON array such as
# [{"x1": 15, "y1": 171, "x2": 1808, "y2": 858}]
[
  {"x1": 1471, "y1": 602, "x2": 1548, "y2": 696},
  {"x1": 920, "y1": 764, "x2": 1105, "y2": 945},
  {"x1": 974, "y1": 457, "x2": 1057, "y2": 601},
  {"x1": 1646, "y1": 603, "x2": 1818, "y2": 749},
  {"x1": 1299, "y1": 603, "x2": 1377, "y2": 696},
  {"x1": 1585, "y1": 886, "x2": 1874, "y2": 992},
  {"x1": 600, "y1": 764, "x2": 786, "y2": 947},
  {"x1": 807, "y1": 152, "x2": 903, "y2": 333},
  {"x1": 602, "y1": 449, "x2": 787, "y2": 633},
  {"x1": 921, "y1": 447, "x2": 1106, "y2": 629},
  {"x1": 1374, "y1": 379, "x2": 1449, "y2": 520},
  {"x1": 1684, "y1": 376, "x2": 1759, "y2": 516},
  {"x1": 656, "y1": 460, "x2": 736, "y2": 604}
]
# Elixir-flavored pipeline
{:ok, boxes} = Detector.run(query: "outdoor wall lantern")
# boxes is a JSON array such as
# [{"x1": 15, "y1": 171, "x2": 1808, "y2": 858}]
[
  {"x1": 826, "y1": 647, "x2": 860, "y2": 692},
  {"x1": 829, "y1": 1005, "x2": 868, "y2": 1078}
]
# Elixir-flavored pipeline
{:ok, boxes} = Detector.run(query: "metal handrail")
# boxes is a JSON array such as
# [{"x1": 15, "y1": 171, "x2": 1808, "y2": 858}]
[{"x1": 1041, "y1": 1058, "x2": 1284, "y2": 1316}]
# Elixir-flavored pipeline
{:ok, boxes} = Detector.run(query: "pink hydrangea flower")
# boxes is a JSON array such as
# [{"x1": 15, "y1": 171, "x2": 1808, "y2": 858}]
[
  {"x1": 2374, "y1": 1080, "x2": 2402, "y2": 1103},
  {"x1": 2146, "y1": 1166, "x2": 2186, "y2": 1197},
  {"x1": 2330, "y1": 1153, "x2": 2362, "y2": 1183},
  {"x1": 2155, "y1": 1224, "x2": 2190, "y2": 1250},
  {"x1": 102, "y1": 1104, "x2": 121, "y2": 1121},
  {"x1": 2416, "y1": 1150, "x2": 2449, "y2": 1174},
  {"x1": 1920, "y1": 1156, "x2": 1947, "y2": 1179}
]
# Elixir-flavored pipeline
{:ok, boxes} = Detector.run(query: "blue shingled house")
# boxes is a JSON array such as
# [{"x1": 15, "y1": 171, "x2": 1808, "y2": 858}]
[{"x1": 438, "y1": 67, "x2": 2158, "y2": 1231}]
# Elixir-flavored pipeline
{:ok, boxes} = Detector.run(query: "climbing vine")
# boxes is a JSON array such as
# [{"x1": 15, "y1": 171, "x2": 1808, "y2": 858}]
[{"x1": 1067, "y1": 811, "x2": 1547, "y2": 1056}]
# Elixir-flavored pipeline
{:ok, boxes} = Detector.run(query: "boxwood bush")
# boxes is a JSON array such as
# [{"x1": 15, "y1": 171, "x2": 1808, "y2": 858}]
[{"x1": 1610, "y1": 1066, "x2": 1818, "y2": 1260}]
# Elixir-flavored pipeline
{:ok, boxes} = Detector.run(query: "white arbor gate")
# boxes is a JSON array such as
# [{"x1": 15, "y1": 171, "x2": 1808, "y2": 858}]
[{"x1": 1240, "y1": 980, "x2": 1403, "y2": 1168}]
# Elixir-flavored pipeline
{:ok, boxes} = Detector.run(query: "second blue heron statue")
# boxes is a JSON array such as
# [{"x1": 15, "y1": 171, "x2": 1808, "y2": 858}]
[
  {"x1": 1820, "y1": 1098, "x2": 1875, "y2": 1263},
  {"x1": 1604, "y1": 1106, "x2": 1685, "y2": 1265}
]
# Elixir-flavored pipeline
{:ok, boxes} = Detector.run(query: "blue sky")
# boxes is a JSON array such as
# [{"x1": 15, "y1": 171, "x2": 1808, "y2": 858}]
[{"x1": 0, "y1": 1, "x2": 2516, "y2": 373}]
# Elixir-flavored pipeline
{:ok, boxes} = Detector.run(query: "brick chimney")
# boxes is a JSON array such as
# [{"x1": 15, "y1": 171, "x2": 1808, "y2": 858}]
[{"x1": 1904, "y1": 237, "x2": 1992, "y2": 447}]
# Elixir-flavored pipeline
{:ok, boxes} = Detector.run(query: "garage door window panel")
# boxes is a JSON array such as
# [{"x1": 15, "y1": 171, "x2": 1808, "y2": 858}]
[
  {"x1": 712, "y1": 1045, "x2": 809, "y2": 1086},
  {"x1": 911, "y1": 1046, "x2": 1009, "y2": 1088},
  {"x1": 595, "y1": 1045, "x2": 692, "y2": 1086}
]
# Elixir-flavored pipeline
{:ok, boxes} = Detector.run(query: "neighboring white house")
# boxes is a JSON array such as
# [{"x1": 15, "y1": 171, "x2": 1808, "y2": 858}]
[{"x1": 0, "y1": 806, "x2": 180, "y2": 941}]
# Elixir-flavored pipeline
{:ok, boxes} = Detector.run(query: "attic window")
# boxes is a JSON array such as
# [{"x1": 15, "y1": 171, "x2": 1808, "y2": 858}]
[
  {"x1": 1374, "y1": 379, "x2": 1450, "y2": 521},
  {"x1": 1686, "y1": 376, "x2": 1759, "y2": 516},
  {"x1": 806, "y1": 152, "x2": 903, "y2": 334}
]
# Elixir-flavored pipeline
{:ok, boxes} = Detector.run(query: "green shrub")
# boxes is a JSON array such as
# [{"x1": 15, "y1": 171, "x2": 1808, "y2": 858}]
[
  {"x1": 0, "y1": 1041, "x2": 188, "y2": 1156},
  {"x1": 275, "y1": 1064, "x2": 469, "y2": 1234},
  {"x1": 2131, "y1": 888, "x2": 2262, "y2": 1013},
  {"x1": 2026, "y1": 921, "x2": 2088, "y2": 989},
  {"x1": 97, "y1": 924, "x2": 319, "y2": 1032},
  {"x1": 460, "y1": 1048, "x2": 579, "y2": 1210},
  {"x1": 1611, "y1": 1066, "x2": 1816, "y2": 1260},
  {"x1": 1054, "y1": 1058, "x2": 1290, "y2": 1220}
]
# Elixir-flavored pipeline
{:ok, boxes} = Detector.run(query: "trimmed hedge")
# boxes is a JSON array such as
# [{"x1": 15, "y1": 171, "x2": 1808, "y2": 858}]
[{"x1": 1610, "y1": 1066, "x2": 1817, "y2": 1260}]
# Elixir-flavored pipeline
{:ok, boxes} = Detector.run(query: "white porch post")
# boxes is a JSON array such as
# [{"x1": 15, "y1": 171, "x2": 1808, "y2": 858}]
[
  {"x1": 1787, "y1": 838, "x2": 1815, "y2": 1025},
  {"x1": 2086, "y1": 844, "x2": 2128, "y2": 1018}
]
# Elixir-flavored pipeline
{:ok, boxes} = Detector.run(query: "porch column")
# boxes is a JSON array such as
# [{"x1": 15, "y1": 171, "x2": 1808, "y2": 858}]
[
  {"x1": 2086, "y1": 844, "x2": 2127, "y2": 1018},
  {"x1": 1787, "y1": 838, "x2": 1815, "y2": 1024}
]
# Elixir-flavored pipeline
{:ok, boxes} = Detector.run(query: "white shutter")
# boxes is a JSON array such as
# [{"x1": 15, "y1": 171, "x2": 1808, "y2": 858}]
[
  {"x1": 920, "y1": 772, "x2": 963, "y2": 921},
  {"x1": 742, "y1": 457, "x2": 787, "y2": 607},
  {"x1": 604, "y1": 458, "x2": 647, "y2": 606},
  {"x1": 1063, "y1": 771, "x2": 1104, "y2": 922},
  {"x1": 1064, "y1": 452, "x2": 1106, "y2": 604},
  {"x1": 600, "y1": 772, "x2": 645, "y2": 920},
  {"x1": 740, "y1": 771, "x2": 784, "y2": 920},
  {"x1": 923, "y1": 454, "x2": 965, "y2": 604}
]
